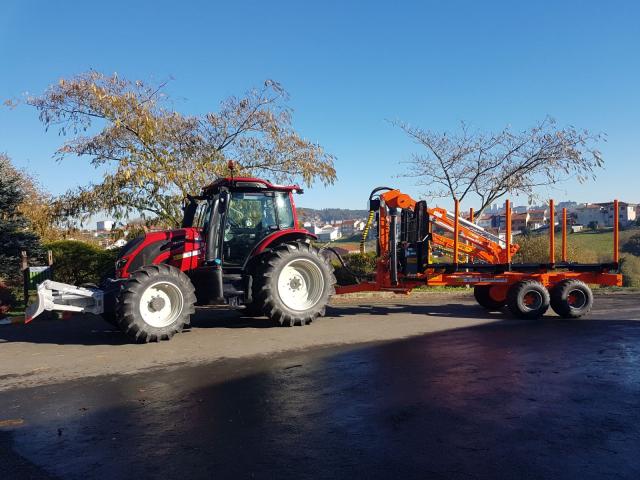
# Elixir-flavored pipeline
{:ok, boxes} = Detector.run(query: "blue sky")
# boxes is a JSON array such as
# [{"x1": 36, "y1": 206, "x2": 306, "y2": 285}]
[{"x1": 1, "y1": 0, "x2": 638, "y2": 213}]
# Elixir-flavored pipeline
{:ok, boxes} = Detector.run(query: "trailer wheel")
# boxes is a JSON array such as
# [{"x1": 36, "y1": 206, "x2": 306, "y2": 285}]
[
  {"x1": 118, "y1": 264, "x2": 196, "y2": 343},
  {"x1": 550, "y1": 279, "x2": 593, "y2": 318},
  {"x1": 473, "y1": 285, "x2": 506, "y2": 311},
  {"x1": 255, "y1": 242, "x2": 335, "y2": 326},
  {"x1": 507, "y1": 280, "x2": 550, "y2": 319}
]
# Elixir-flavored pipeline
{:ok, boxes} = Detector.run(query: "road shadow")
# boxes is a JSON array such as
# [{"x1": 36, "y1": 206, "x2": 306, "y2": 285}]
[
  {"x1": 0, "y1": 302, "x2": 509, "y2": 346},
  {"x1": 2, "y1": 317, "x2": 640, "y2": 479}
]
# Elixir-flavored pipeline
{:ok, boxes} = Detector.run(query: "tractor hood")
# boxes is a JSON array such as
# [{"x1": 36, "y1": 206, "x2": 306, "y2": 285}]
[{"x1": 115, "y1": 227, "x2": 203, "y2": 278}]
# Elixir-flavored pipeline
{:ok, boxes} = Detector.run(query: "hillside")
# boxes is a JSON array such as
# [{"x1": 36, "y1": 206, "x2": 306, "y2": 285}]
[{"x1": 522, "y1": 227, "x2": 639, "y2": 259}]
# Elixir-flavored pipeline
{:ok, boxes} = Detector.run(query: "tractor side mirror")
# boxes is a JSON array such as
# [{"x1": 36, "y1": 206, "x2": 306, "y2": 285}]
[{"x1": 182, "y1": 195, "x2": 198, "y2": 228}]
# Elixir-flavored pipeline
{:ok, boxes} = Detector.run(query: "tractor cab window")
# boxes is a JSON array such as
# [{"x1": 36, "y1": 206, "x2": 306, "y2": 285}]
[
  {"x1": 193, "y1": 199, "x2": 213, "y2": 232},
  {"x1": 223, "y1": 191, "x2": 294, "y2": 266},
  {"x1": 274, "y1": 192, "x2": 294, "y2": 229}
]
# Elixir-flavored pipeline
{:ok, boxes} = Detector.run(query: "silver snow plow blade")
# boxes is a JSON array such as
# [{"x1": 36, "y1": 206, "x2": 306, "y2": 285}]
[{"x1": 25, "y1": 280, "x2": 104, "y2": 323}]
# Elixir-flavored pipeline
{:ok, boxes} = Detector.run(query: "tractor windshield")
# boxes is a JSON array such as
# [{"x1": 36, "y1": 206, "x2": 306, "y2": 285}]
[{"x1": 223, "y1": 191, "x2": 294, "y2": 265}]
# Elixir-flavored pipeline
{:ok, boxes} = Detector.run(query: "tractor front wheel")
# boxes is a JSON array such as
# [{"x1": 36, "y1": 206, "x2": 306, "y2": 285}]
[
  {"x1": 255, "y1": 242, "x2": 335, "y2": 326},
  {"x1": 118, "y1": 264, "x2": 196, "y2": 343}
]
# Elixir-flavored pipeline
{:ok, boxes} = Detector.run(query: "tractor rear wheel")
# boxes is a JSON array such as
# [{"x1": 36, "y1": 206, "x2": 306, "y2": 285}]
[
  {"x1": 507, "y1": 280, "x2": 550, "y2": 319},
  {"x1": 255, "y1": 242, "x2": 335, "y2": 326},
  {"x1": 550, "y1": 279, "x2": 593, "y2": 318},
  {"x1": 473, "y1": 285, "x2": 506, "y2": 311},
  {"x1": 117, "y1": 264, "x2": 196, "y2": 343}
]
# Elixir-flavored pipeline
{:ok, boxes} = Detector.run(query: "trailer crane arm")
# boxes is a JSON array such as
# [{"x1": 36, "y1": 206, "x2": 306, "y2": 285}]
[{"x1": 377, "y1": 189, "x2": 518, "y2": 264}]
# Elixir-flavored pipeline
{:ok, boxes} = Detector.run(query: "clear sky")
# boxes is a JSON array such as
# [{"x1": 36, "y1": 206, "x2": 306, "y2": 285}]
[{"x1": 1, "y1": 0, "x2": 638, "y2": 213}]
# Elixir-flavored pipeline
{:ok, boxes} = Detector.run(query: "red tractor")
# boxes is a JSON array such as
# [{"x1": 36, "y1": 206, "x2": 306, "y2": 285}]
[{"x1": 27, "y1": 177, "x2": 336, "y2": 342}]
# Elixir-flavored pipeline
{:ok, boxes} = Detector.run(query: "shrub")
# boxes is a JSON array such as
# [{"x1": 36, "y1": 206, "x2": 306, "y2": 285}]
[
  {"x1": 622, "y1": 233, "x2": 640, "y2": 256},
  {"x1": 46, "y1": 240, "x2": 118, "y2": 285},
  {"x1": 332, "y1": 251, "x2": 377, "y2": 285},
  {"x1": 620, "y1": 254, "x2": 640, "y2": 288},
  {"x1": 0, "y1": 281, "x2": 16, "y2": 315},
  {"x1": 513, "y1": 234, "x2": 598, "y2": 264}
]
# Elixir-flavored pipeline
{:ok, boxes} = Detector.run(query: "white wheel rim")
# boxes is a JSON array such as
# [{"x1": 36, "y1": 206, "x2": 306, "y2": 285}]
[
  {"x1": 139, "y1": 281, "x2": 184, "y2": 328},
  {"x1": 277, "y1": 259, "x2": 324, "y2": 311}
]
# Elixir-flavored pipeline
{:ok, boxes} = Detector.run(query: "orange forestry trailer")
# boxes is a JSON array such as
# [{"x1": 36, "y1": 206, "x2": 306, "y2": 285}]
[{"x1": 335, "y1": 188, "x2": 622, "y2": 319}]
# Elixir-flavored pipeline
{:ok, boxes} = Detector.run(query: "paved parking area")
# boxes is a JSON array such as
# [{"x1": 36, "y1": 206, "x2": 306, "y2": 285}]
[{"x1": 1, "y1": 293, "x2": 639, "y2": 479}]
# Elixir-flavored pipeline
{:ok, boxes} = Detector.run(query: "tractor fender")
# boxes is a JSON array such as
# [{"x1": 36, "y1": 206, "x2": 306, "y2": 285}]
[{"x1": 243, "y1": 229, "x2": 317, "y2": 272}]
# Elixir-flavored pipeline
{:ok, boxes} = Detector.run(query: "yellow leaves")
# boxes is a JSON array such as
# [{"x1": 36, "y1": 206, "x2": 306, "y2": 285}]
[{"x1": 27, "y1": 72, "x2": 337, "y2": 224}]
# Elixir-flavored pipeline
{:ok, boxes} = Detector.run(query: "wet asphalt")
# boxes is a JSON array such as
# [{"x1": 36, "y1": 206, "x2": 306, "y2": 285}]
[{"x1": 1, "y1": 296, "x2": 640, "y2": 480}]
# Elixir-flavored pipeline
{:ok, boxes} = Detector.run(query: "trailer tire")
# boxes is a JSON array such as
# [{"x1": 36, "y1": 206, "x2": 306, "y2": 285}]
[
  {"x1": 473, "y1": 285, "x2": 506, "y2": 311},
  {"x1": 550, "y1": 279, "x2": 593, "y2": 318},
  {"x1": 507, "y1": 280, "x2": 550, "y2": 319},
  {"x1": 255, "y1": 242, "x2": 335, "y2": 326},
  {"x1": 118, "y1": 264, "x2": 196, "y2": 343}
]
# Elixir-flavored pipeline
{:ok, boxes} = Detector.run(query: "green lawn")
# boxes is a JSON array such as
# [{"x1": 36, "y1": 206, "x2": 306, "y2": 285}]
[{"x1": 551, "y1": 227, "x2": 638, "y2": 258}]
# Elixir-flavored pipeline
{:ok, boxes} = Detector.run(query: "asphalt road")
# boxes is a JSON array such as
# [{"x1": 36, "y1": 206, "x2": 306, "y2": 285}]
[{"x1": 1, "y1": 293, "x2": 639, "y2": 479}]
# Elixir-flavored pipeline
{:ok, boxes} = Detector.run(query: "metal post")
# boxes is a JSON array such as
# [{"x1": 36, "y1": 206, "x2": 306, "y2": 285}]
[
  {"x1": 549, "y1": 199, "x2": 555, "y2": 265},
  {"x1": 613, "y1": 199, "x2": 619, "y2": 266},
  {"x1": 562, "y1": 208, "x2": 567, "y2": 263},
  {"x1": 468, "y1": 208, "x2": 474, "y2": 264},
  {"x1": 21, "y1": 251, "x2": 28, "y2": 308},
  {"x1": 389, "y1": 208, "x2": 399, "y2": 285},
  {"x1": 453, "y1": 199, "x2": 460, "y2": 266},
  {"x1": 505, "y1": 200, "x2": 511, "y2": 266}
]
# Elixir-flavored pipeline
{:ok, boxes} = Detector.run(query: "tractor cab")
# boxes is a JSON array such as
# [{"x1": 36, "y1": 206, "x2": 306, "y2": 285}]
[{"x1": 183, "y1": 177, "x2": 306, "y2": 270}]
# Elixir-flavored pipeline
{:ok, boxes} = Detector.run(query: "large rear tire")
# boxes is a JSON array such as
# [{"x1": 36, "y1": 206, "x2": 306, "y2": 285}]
[
  {"x1": 117, "y1": 264, "x2": 196, "y2": 343},
  {"x1": 254, "y1": 242, "x2": 335, "y2": 326},
  {"x1": 550, "y1": 279, "x2": 593, "y2": 318}
]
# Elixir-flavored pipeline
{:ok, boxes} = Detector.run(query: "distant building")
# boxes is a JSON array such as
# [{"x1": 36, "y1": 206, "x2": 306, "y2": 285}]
[
  {"x1": 340, "y1": 220, "x2": 357, "y2": 237},
  {"x1": 511, "y1": 212, "x2": 530, "y2": 232},
  {"x1": 512, "y1": 205, "x2": 528, "y2": 214},
  {"x1": 596, "y1": 201, "x2": 637, "y2": 226},
  {"x1": 96, "y1": 220, "x2": 114, "y2": 232},
  {"x1": 527, "y1": 209, "x2": 548, "y2": 229},
  {"x1": 573, "y1": 204, "x2": 605, "y2": 228},
  {"x1": 317, "y1": 225, "x2": 342, "y2": 242},
  {"x1": 477, "y1": 214, "x2": 497, "y2": 229}
]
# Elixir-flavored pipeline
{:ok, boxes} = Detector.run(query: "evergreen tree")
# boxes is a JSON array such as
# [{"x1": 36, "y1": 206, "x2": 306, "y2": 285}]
[{"x1": 0, "y1": 154, "x2": 44, "y2": 288}]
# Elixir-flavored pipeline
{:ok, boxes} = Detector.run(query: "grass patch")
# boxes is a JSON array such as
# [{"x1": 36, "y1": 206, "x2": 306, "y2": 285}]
[{"x1": 543, "y1": 226, "x2": 639, "y2": 260}]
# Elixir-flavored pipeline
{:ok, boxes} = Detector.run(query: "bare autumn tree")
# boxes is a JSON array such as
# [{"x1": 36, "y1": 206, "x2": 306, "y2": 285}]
[
  {"x1": 394, "y1": 118, "x2": 604, "y2": 218},
  {"x1": 18, "y1": 72, "x2": 336, "y2": 226}
]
